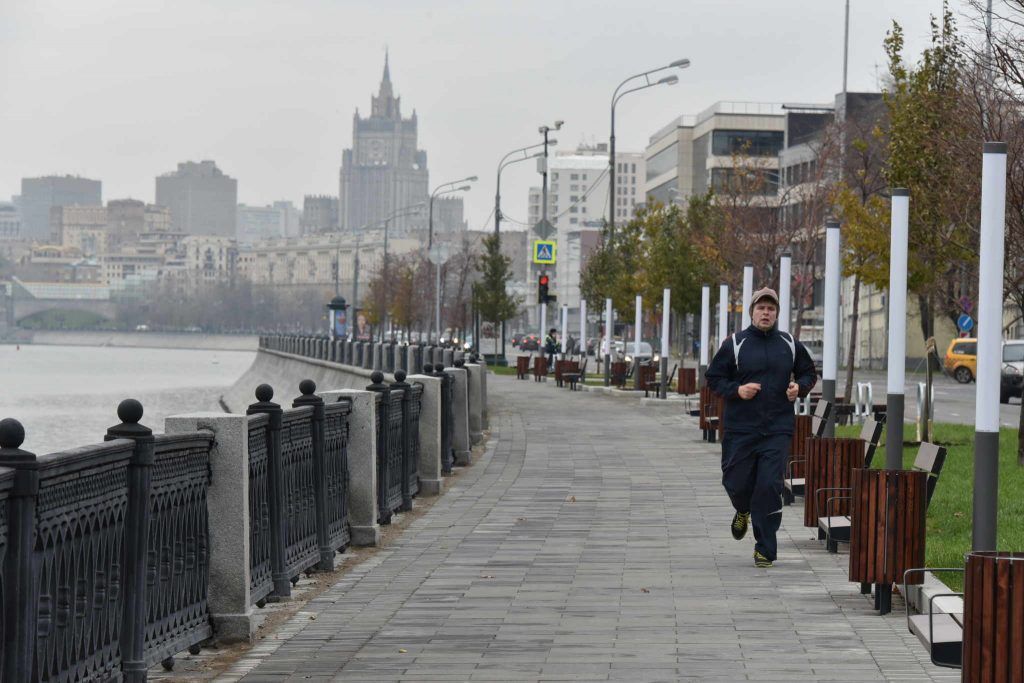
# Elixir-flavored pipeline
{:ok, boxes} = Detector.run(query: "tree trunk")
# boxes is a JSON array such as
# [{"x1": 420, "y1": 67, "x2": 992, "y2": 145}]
[
  {"x1": 843, "y1": 273, "x2": 862, "y2": 404},
  {"x1": 917, "y1": 292, "x2": 934, "y2": 369}
]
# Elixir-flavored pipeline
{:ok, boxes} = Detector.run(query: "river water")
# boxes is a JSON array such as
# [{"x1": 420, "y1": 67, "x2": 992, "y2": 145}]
[{"x1": 0, "y1": 344, "x2": 254, "y2": 454}]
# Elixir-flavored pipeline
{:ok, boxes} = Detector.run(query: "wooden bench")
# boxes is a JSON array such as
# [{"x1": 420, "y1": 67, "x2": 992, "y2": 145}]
[
  {"x1": 846, "y1": 442, "x2": 947, "y2": 614},
  {"x1": 610, "y1": 361, "x2": 628, "y2": 388},
  {"x1": 634, "y1": 361, "x2": 657, "y2": 392},
  {"x1": 643, "y1": 364, "x2": 677, "y2": 398},
  {"x1": 554, "y1": 358, "x2": 580, "y2": 388},
  {"x1": 783, "y1": 399, "x2": 832, "y2": 505},
  {"x1": 902, "y1": 567, "x2": 965, "y2": 669},
  {"x1": 699, "y1": 385, "x2": 724, "y2": 443},
  {"x1": 562, "y1": 358, "x2": 588, "y2": 391},
  {"x1": 814, "y1": 414, "x2": 886, "y2": 551}
]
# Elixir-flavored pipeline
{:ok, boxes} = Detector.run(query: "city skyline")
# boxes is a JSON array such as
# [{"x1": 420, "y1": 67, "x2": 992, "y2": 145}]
[{"x1": 2, "y1": 0, "x2": 974, "y2": 231}]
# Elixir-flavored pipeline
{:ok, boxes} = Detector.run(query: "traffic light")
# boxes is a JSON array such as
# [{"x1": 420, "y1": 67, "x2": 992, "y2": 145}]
[{"x1": 538, "y1": 274, "x2": 549, "y2": 304}]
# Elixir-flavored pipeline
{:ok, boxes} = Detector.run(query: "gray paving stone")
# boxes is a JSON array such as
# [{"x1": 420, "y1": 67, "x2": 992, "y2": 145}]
[{"x1": 225, "y1": 376, "x2": 958, "y2": 682}]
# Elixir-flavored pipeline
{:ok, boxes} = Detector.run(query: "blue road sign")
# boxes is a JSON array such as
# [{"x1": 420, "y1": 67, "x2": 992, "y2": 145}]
[
  {"x1": 532, "y1": 240, "x2": 556, "y2": 264},
  {"x1": 957, "y1": 314, "x2": 974, "y2": 332}
]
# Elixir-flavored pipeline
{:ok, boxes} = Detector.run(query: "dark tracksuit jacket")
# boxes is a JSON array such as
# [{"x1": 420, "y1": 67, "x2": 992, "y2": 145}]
[{"x1": 704, "y1": 325, "x2": 817, "y2": 560}]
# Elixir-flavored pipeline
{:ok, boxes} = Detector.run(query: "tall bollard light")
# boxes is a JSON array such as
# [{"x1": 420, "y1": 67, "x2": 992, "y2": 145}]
[
  {"x1": 603, "y1": 297, "x2": 613, "y2": 387},
  {"x1": 540, "y1": 302, "x2": 547, "y2": 352},
  {"x1": 634, "y1": 295, "x2": 642, "y2": 358},
  {"x1": 560, "y1": 303, "x2": 568, "y2": 357},
  {"x1": 699, "y1": 285, "x2": 710, "y2": 388},
  {"x1": 973, "y1": 142, "x2": 1007, "y2": 552},
  {"x1": 579, "y1": 299, "x2": 587, "y2": 359},
  {"x1": 660, "y1": 288, "x2": 670, "y2": 399},
  {"x1": 822, "y1": 221, "x2": 841, "y2": 437},
  {"x1": 741, "y1": 263, "x2": 754, "y2": 330},
  {"x1": 718, "y1": 284, "x2": 729, "y2": 349},
  {"x1": 778, "y1": 253, "x2": 792, "y2": 333},
  {"x1": 886, "y1": 190, "x2": 910, "y2": 469}
]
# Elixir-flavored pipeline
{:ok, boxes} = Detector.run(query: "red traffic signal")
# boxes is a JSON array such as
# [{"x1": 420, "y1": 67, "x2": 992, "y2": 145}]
[
  {"x1": 538, "y1": 274, "x2": 550, "y2": 304},
  {"x1": 539, "y1": 275, "x2": 549, "y2": 286}
]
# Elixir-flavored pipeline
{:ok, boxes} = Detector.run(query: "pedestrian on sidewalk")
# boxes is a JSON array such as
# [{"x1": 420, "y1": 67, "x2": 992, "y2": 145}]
[
  {"x1": 705, "y1": 287, "x2": 817, "y2": 568},
  {"x1": 544, "y1": 328, "x2": 558, "y2": 370}
]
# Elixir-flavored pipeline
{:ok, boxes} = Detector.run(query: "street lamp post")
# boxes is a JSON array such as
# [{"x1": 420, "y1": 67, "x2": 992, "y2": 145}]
[
  {"x1": 494, "y1": 143, "x2": 548, "y2": 362},
  {"x1": 429, "y1": 177, "x2": 476, "y2": 344},
  {"x1": 381, "y1": 203, "x2": 425, "y2": 341},
  {"x1": 609, "y1": 58, "x2": 690, "y2": 238}
]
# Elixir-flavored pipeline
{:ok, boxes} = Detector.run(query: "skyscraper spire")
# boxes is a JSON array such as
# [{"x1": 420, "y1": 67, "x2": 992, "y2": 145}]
[{"x1": 372, "y1": 50, "x2": 399, "y2": 119}]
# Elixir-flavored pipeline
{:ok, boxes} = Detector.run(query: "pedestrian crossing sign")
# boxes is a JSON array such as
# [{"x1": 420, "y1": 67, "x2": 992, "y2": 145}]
[{"x1": 533, "y1": 240, "x2": 556, "y2": 265}]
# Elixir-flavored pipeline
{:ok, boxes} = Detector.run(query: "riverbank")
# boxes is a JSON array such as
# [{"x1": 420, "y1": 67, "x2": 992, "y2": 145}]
[{"x1": 9, "y1": 329, "x2": 258, "y2": 352}]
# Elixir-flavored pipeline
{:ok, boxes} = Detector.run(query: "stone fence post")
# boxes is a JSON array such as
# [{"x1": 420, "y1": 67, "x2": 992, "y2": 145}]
[
  {"x1": 164, "y1": 411, "x2": 255, "y2": 643},
  {"x1": 464, "y1": 362, "x2": 483, "y2": 444},
  {"x1": 320, "y1": 389, "x2": 380, "y2": 546},
  {"x1": 408, "y1": 374, "x2": 443, "y2": 495},
  {"x1": 446, "y1": 365, "x2": 471, "y2": 466}
]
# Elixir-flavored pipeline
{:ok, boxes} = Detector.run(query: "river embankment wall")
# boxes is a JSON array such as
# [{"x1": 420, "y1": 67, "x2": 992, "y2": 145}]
[
  {"x1": 221, "y1": 348, "x2": 383, "y2": 413},
  {"x1": 20, "y1": 330, "x2": 258, "y2": 352}
]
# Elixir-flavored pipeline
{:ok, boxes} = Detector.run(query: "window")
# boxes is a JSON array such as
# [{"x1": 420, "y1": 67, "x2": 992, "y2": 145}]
[
  {"x1": 571, "y1": 184, "x2": 579, "y2": 191},
  {"x1": 710, "y1": 167, "x2": 778, "y2": 196},
  {"x1": 570, "y1": 195, "x2": 579, "y2": 202},
  {"x1": 646, "y1": 142, "x2": 678, "y2": 181},
  {"x1": 711, "y1": 130, "x2": 784, "y2": 156},
  {"x1": 570, "y1": 217, "x2": 578, "y2": 224},
  {"x1": 552, "y1": 172, "x2": 559, "y2": 180},
  {"x1": 581, "y1": 206, "x2": 587, "y2": 213},
  {"x1": 953, "y1": 342, "x2": 977, "y2": 355},
  {"x1": 1005, "y1": 344, "x2": 1024, "y2": 362},
  {"x1": 631, "y1": 163, "x2": 636, "y2": 173},
  {"x1": 581, "y1": 185, "x2": 588, "y2": 192},
  {"x1": 551, "y1": 183, "x2": 559, "y2": 192},
  {"x1": 570, "y1": 206, "x2": 578, "y2": 213},
  {"x1": 570, "y1": 173, "x2": 579, "y2": 180}
]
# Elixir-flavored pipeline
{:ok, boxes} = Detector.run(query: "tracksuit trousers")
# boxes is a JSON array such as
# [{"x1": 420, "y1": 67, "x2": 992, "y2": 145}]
[{"x1": 721, "y1": 431, "x2": 791, "y2": 561}]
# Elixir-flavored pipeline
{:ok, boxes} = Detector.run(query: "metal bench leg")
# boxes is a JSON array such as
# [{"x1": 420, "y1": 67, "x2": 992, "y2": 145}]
[
  {"x1": 874, "y1": 583, "x2": 892, "y2": 615},
  {"x1": 826, "y1": 538, "x2": 838, "y2": 553},
  {"x1": 860, "y1": 582, "x2": 871, "y2": 595}
]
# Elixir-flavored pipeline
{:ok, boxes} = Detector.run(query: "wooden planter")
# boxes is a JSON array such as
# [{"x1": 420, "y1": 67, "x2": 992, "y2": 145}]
[
  {"x1": 847, "y1": 468, "x2": 927, "y2": 587},
  {"x1": 802, "y1": 437, "x2": 865, "y2": 527},
  {"x1": 515, "y1": 355, "x2": 530, "y2": 379},
  {"x1": 962, "y1": 551, "x2": 1024, "y2": 681},
  {"x1": 532, "y1": 356, "x2": 547, "y2": 381},
  {"x1": 610, "y1": 361, "x2": 628, "y2": 388},
  {"x1": 677, "y1": 368, "x2": 697, "y2": 395},
  {"x1": 788, "y1": 414, "x2": 813, "y2": 479},
  {"x1": 634, "y1": 363, "x2": 656, "y2": 392}
]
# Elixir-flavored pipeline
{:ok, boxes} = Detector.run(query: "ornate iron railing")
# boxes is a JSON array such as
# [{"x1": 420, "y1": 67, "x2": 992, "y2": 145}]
[
  {"x1": 279, "y1": 407, "x2": 320, "y2": 579},
  {"x1": 384, "y1": 389, "x2": 405, "y2": 515},
  {"x1": 143, "y1": 432, "x2": 214, "y2": 668},
  {"x1": 0, "y1": 467, "x2": 11, "y2": 677},
  {"x1": 34, "y1": 440, "x2": 134, "y2": 682},
  {"x1": 323, "y1": 400, "x2": 352, "y2": 552},
  {"x1": 408, "y1": 384, "x2": 423, "y2": 498},
  {"x1": 246, "y1": 412, "x2": 274, "y2": 605}
]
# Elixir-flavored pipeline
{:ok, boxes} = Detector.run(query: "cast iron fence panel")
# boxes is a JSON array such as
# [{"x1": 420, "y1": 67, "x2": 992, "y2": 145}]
[
  {"x1": 247, "y1": 413, "x2": 274, "y2": 604},
  {"x1": 0, "y1": 467, "x2": 13, "y2": 675},
  {"x1": 143, "y1": 432, "x2": 214, "y2": 668},
  {"x1": 280, "y1": 407, "x2": 320, "y2": 579},
  {"x1": 323, "y1": 400, "x2": 352, "y2": 551},
  {"x1": 34, "y1": 440, "x2": 134, "y2": 682},
  {"x1": 408, "y1": 384, "x2": 423, "y2": 496},
  {"x1": 385, "y1": 390, "x2": 405, "y2": 515}
]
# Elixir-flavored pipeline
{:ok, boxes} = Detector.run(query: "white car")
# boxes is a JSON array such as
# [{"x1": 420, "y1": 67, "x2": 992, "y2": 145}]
[{"x1": 615, "y1": 341, "x2": 658, "y2": 364}]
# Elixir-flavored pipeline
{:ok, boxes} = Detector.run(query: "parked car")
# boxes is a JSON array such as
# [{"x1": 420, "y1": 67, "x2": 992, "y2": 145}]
[
  {"x1": 615, "y1": 340, "x2": 658, "y2": 364},
  {"x1": 519, "y1": 334, "x2": 540, "y2": 351},
  {"x1": 510, "y1": 332, "x2": 522, "y2": 348},
  {"x1": 1001, "y1": 340, "x2": 1024, "y2": 403},
  {"x1": 801, "y1": 338, "x2": 824, "y2": 375},
  {"x1": 944, "y1": 338, "x2": 978, "y2": 384}
]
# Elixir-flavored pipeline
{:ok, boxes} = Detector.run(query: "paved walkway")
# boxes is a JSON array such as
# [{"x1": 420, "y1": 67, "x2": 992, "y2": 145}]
[{"x1": 221, "y1": 376, "x2": 956, "y2": 682}]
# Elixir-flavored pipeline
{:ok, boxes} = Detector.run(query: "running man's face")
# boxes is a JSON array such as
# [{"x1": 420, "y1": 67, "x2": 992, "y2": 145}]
[{"x1": 753, "y1": 301, "x2": 778, "y2": 331}]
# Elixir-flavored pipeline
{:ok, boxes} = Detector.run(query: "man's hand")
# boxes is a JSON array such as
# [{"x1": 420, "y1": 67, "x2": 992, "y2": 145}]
[
  {"x1": 786, "y1": 382, "x2": 800, "y2": 402},
  {"x1": 738, "y1": 383, "x2": 761, "y2": 400}
]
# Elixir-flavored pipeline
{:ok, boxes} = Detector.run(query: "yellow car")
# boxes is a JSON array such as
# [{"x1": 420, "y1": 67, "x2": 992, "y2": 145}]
[{"x1": 944, "y1": 338, "x2": 977, "y2": 383}]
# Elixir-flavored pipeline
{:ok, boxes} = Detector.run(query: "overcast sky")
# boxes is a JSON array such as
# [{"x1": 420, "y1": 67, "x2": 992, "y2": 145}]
[{"x1": 1, "y1": 0, "x2": 982, "y2": 231}]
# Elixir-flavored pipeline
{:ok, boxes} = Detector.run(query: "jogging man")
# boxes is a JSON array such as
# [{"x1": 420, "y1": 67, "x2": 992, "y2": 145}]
[{"x1": 705, "y1": 287, "x2": 817, "y2": 567}]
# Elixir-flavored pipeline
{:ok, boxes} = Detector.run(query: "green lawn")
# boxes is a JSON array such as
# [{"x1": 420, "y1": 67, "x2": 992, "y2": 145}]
[{"x1": 835, "y1": 421, "x2": 1024, "y2": 590}]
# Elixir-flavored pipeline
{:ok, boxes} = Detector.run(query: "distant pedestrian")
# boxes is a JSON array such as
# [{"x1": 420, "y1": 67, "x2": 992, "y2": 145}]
[
  {"x1": 544, "y1": 328, "x2": 558, "y2": 370},
  {"x1": 705, "y1": 287, "x2": 817, "y2": 568}
]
